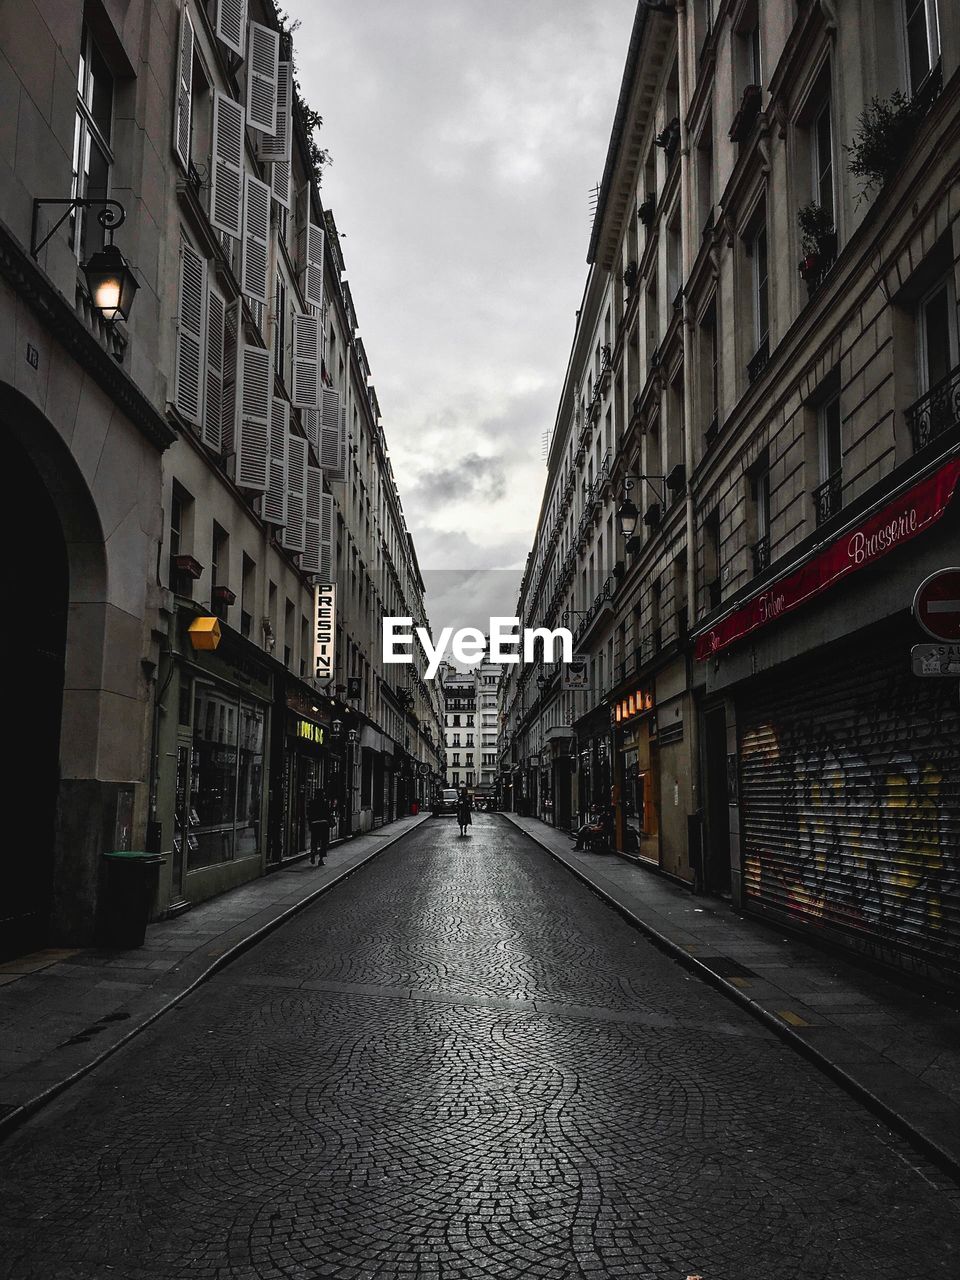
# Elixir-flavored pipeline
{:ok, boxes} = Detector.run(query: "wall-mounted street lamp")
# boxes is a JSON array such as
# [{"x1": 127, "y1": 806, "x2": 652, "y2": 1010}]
[
  {"x1": 616, "y1": 473, "x2": 667, "y2": 551},
  {"x1": 31, "y1": 197, "x2": 139, "y2": 334},
  {"x1": 536, "y1": 671, "x2": 547, "y2": 692}
]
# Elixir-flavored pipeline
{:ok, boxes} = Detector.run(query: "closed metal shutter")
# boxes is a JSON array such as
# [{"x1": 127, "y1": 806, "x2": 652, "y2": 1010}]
[{"x1": 738, "y1": 628, "x2": 960, "y2": 981}]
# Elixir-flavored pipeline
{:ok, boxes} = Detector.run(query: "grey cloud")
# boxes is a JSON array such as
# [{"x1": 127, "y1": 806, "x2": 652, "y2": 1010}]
[{"x1": 411, "y1": 453, "x2": 507, "y2": 505}]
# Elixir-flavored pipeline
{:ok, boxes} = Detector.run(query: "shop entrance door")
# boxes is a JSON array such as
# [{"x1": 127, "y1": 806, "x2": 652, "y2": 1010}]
[
  {"x1": 0, "y1": 437, "x2": 67, "y2": 957},
  {"x1": 703, "y1": 707, "x2": 732, "y2": 894}
]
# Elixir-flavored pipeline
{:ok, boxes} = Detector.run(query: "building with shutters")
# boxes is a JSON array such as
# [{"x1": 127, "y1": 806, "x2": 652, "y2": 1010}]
[
  {"x1": 439, "y1": 646, "x2": 502, "y2": 798},
  {"x1": 158, "y1": 0, "x2": 444, "y2": 911},
  {"x1": 0, "y1": 0, "x2": 443, "y2": 950},
  {"x1": 501, "y1": 0, "x2": 960, "y2": 986}
]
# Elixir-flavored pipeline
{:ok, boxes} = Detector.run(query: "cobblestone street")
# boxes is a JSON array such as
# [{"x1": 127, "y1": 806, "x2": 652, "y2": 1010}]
[{"x1": 1, "y1": 815, "x2": 958, "y2": 1280}]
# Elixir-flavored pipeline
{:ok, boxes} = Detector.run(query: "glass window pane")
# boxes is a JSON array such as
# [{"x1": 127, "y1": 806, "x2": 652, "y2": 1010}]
[
  {"x1": 89, "y1": 45, "x2": 113, "y2": 143},
  {"x1": 816, "y1": 103, "x2": 834, "y2": 219},
  {"x1": 906, "y1": 0, "x2": 931, "y2": 89},
  {"x1": 190, "y1": 685, "x2": 239, "y2": 869},
  {"x1": 755, "y1": 228, "x2": 769, "y2": 342},
  {"x1": 923, "y1": 286, "x2": 951, "y2": 388},
  {"x1": 234, "y1": 703, "x2": 264, "y2": 859}
]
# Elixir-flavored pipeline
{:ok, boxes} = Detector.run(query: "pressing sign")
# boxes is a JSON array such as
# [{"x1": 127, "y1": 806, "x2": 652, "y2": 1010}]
[{"x1": 912, "y1": 567, "x2": 960, "y2": 641}]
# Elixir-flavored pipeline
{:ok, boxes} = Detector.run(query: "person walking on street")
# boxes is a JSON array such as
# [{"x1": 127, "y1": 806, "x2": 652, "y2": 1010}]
[
  {"x1": 456, "y1": 787, "x2": 472, "y2": 837},
  {"x1": 307, "y1": 789, "x2": 332, "y2": 865}
]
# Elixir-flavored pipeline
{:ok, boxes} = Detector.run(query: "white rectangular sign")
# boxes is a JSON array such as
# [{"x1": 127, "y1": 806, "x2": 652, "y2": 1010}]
[
  {"x1": 313, "y1": 584, "x2": 336, "y2": 684},
  {"x1": 911, "y1": 643, "x2": 960, "y2": 676},
  {"x1": 561, "y1": 653, "x2": 590, "y2": 690}
]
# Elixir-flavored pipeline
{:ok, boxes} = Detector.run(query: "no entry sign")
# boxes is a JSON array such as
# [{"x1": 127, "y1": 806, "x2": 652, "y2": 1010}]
[{"x1": 913, "y1": 568, "x2": 960, "y2": 641}]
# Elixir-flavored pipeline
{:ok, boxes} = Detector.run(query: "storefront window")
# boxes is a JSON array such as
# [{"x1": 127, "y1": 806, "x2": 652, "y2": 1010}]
[{"x1": 188, "y1": 682, "x2": 264, "y2": 870}]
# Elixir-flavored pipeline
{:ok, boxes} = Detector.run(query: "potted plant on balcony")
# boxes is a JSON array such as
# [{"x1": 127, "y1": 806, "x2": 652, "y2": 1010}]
[
  {"x1": 797, "y1": 202, "x2": 837, "y2": 279},
  {"x1": 638, "y1": 194, "x2": 656, "y2": 226},
  {"x1": 623, "y1": 260, "x2": 639, "y2": 290},
  {"x1": 845, "y1": 89, "x2": 922, "y2": 199}
]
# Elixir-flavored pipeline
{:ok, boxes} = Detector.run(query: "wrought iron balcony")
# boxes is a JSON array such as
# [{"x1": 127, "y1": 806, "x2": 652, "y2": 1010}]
[
  {"x1": 906, "y1": 361, "x2": 960, "y2": 453},
  {"x1": 747, "y1": 335, "x2": 770, "y2": 385},
  {"x1": 751, "y1": 534, "x2": 770, "y2": 576},
  {"x1": 813, "y1": 470, "x2": 843, "y2": 526}
]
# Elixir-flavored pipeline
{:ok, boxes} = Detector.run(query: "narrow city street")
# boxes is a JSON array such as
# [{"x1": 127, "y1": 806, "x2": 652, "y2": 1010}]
[{"x1": 1, "y1": 816, "x2": 958, "y2": 1280}]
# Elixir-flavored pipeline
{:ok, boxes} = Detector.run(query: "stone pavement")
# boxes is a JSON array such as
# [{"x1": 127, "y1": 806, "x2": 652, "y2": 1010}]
[
  {"x1": 0, "y1": 812, "x2": 957, "y2": 1280},
  {"x1": 502, "y1": 811, "x2": 960, "y2": 1178},
  {"x1": 0, "y1": 812, "x2": 430, "y2": 1136}
]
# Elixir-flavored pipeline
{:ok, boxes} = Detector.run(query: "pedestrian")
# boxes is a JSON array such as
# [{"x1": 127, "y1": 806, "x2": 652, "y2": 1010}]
[
  {"x1": 307, "y1": 788, "x2": 332, "y2": 865},
  {"x1": 456, "y1": 787, "x2": 472, "y2": 837},
  {"x1": 572, "y1": 804, "x2": 604, "y2": 851}
]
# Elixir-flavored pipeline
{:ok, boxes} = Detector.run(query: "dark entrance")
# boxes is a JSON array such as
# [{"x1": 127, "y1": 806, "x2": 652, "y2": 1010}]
[
  {"x1": 703, "y1": 706, "x2": 732, "y2": 895},
  {"x1": 0, "y1": 434, "x2": 68, "y2": 956}
]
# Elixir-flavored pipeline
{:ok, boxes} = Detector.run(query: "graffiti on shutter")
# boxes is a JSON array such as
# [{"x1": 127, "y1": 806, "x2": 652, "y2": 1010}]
[
  {"x1": 320, "y1": 387, "x2": 346, "y2": 482},
  {"x1": 210, "y1": 91, "x2": 244, "y2": 239},
  {"x1": 258, "y1": 61, "x2": 291, "y2": 162},
  {"x1": 281, "y1": 432, "x2": 307, "y2": 553},
  {"x1": 262, "y1": 397, "x2": 288, "y2": 526},
  {"x1": 203, "y1": 284, "x2": 226, "y2": 452},
  {"x1": 215, "y1": 0, "x2": 247, "y2": 58},
  {"x1": 302, "y1": 464, "x2": 322, "y2": 574},
  {"x1": 175, "y1": 238, "x2": 206, "y2": 425},
  {"x1": 236, "y1": 344, "x2": 271, "y2": 490},
  {"x1": 174, "y1": 7, "x2": 194, "y2": 171},
  {"x1": 246, "y1": 21, "x2": 279, "y2": 134},
  {"x1": 739, "y1": 634, "x2": 960, "y2": 981},
  {"x1": 291, "y1": 311, "x2": 320, "y2": 409},
  {"x1": 241, "y1": 172, "x2": 271, "y2": 303}
]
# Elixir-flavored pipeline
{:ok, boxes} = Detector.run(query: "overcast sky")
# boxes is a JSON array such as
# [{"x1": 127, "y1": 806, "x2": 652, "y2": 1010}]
[{"x1": 288, "y1": 0, "x2": 637, "y2": 636}]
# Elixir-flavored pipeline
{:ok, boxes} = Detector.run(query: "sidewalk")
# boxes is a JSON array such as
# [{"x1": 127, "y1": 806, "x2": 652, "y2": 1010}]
[
  {"x1": 0, "y1": 812, "x2": 430, "y2": 1139},
  {"x1": 503, "y1": 811, "x2": 960, "y2": 1178}
]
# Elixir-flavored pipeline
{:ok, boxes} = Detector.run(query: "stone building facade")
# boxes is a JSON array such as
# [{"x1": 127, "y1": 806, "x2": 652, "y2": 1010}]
[
  {"x1": 0, "y1": 0, "x2": 442, "y2": 951},
  {"x1": 501, "y1": 0, "x2": 960, "y2": 985}
]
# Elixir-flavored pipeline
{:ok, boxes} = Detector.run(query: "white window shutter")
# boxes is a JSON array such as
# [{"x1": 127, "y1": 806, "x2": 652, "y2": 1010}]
[
  {"x1": 259, "y1": 61, "x2": 291, "y2": 162},
  {"x1": 282, "y1": 433, "x2": 307, "y2": 552},
  {"x1": 241, "y1": 172, "x2": 271, "y2": 303},
  {"x1": 262, "y1": 397, "x2": 289, "y2": 526},
  {"x1": 210, "y1": 91, "x2": 244, "y2": 239},
  {"x1": 319, "y1": 492, "x2": 335, "y2": 583},
  {"x1": 302, "y1": 464, "x2": 323, "y2": 574},
  {"x1": 215, "y1": 0, "x2": 247, "y2": 58},
  {"x1": 236, "y1": 344, "x2": 272, "y2": 490},
  {"x1": 340, "y1": 403, "x2": 348, "y2": 476},
  {"x1": 174, "y1": 7, "x2": 194, "y2": 171},
  {"x1": 320, "y1": 387, "x2": 346, "y2": 481},
  {"x1": 296, "y1": 187, "x2": 324, "y2": 309},
  {"x1": 203, "y1": 284, "x2": 226, "y2": 452},
  {"x1": 175, "y1": 238, "x2": 206, "y2": 425},
  {"x1": 302, "y1": 407, "x2": 320, "y2": 461},
  {"x1": 221, "y1": 298, "x2": 241, "y2": 457},
  {"x1": 291, "y1": 311, "x2": 320, "y2": 409},
  {"x1": 271, "y1": 160, "x2": 291, "y2": 210},
  {"x1": 246, "y1": 21, "x2": 280, "y2": 134}
]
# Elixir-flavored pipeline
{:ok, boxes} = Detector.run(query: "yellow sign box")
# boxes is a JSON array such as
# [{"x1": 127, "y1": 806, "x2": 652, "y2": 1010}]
[{"x1": 188, "y1": 616, "x2": 222, "y2": 651}]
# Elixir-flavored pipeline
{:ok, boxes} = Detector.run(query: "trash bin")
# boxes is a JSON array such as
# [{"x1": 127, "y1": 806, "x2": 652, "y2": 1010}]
[
  {"x1": 410, "y1": 800, "x2": 419, "y2": 815},
  {"x1": 101, "y1": 851, "x2": 165, "y2": 948}
]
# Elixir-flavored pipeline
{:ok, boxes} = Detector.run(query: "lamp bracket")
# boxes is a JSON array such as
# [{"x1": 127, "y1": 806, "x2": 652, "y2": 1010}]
[
  {"x1": 622, "y1": 473, "x2": 667, "y2": 507},
  {"x1": 31, "y1": 198, "x2": 126, "y2": 260}
]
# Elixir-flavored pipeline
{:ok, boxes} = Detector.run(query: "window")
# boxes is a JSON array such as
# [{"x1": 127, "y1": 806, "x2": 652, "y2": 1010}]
[
  {"x1": 750, "y1": 22, "x2": 762, "y2": 86},
  {"x1": 815, "y1": 394, "x2": 843, "y2": 525},
  {"x1": 72, "y1": 25, "x2": 114, "y2": 262},
  {"x1": 904, "y1": 0, "x2": 941, "y2": 93},
  {"x1": 274, "y1": 276, "x2": 287, "y2": 382},
  {"x1": 753, "y1": 224, "x2": 769, "y2": 349},
  {"x1": 812, "y1": 98, "x2": 834, "y2": 222},
  {"x1": 696, "y1": 119, "x2": 714, "y2": 233},
  {"x1": 212, "y1": 522, "x2": 230, "y2": 618},
  {"x1": 701, "y1": 300, "x2": 719, "y2": 433},
  {"x1": 918, "y1": 277, "x2": 958, "y2": 394},
  {"x1": 750, "y1": 463, "x2": 771, "y2": 574},
  {"x1": 240, "y1": 554, "x2": 256, "y2": 639}
]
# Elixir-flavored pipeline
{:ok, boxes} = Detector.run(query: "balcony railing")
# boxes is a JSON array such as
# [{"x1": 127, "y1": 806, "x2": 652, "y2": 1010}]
[
  {"x1": 747, "y1": 335, "x2": 770, "y2": 384},
  {"x1": 813, "y1": 470, "x2": 843, "y2": 526},
  {"x1": 751, "y1": 534, "x2": 770, "y2": 576},
  {"x1": 906, "y1": 361, "x2": 960, "y2": 453}
]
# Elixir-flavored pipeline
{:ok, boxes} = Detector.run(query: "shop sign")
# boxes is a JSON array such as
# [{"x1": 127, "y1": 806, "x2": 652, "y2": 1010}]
[
  {"x1": 614, "y1": 689, "x2": 654, "y2": 724},
  {"x1": 296, "y1": 718, "x2": 325, "y2": 744},
  {"x1": 313, "y1": 585, "x2": 336, "y2": 684},
  {"x1": 694, "y1": 457, "x2": 960, "y2": 661},
  {"x1": 562, "y1": 654, "x2": 590, "y2": 690}
]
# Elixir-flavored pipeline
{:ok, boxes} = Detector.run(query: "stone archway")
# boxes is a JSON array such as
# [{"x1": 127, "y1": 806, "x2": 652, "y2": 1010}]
[{"x1": 0, "y1": 382, "x2": 110, "y2": 954}]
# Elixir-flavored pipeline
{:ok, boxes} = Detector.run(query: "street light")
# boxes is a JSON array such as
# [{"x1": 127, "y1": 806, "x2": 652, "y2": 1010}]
[
  {"x1": 615, "y1": 497, "x2": 639, "y2": 540},
  {"x1": 82, "y1": 242, "x2": 140, "y2": 322}
]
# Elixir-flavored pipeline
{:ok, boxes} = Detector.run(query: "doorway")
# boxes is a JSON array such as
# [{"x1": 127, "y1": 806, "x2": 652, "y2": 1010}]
[
  {"x1": 0, "y1": 434, "x2": 68, "y2": 957},
  {"x1": 703, "y1": 706, "x2": 732, "y2": 895}
]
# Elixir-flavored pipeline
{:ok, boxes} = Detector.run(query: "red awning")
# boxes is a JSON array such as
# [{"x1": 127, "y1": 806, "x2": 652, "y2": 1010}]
[{"x1": 694, "y1": 456, "x2": 960, "y2": 661}]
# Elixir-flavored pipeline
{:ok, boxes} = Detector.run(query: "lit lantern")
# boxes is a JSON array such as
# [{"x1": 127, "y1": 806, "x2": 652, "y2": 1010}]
[
  {"x1": 188, "y1": 616, "x2": 222, "y2": 651},
  {"x1": 82, "y1": 243, "x2": 140, "y2": 322}
]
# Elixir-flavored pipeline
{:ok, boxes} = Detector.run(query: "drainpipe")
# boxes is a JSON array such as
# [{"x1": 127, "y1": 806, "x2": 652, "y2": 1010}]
[{"x1": 676, "y1": 1, "x2": 702, "y2": 842}]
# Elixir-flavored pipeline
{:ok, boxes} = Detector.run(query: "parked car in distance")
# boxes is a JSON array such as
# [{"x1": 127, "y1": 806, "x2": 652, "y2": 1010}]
[{"x1": 433, "y1": 788, "x2": 460, "y2": 816}]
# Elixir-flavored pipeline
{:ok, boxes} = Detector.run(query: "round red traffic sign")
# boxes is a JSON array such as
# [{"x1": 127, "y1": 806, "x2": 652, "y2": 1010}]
[{"x1": 913, "y1": 567, "x2": 960, "y2": 641}]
